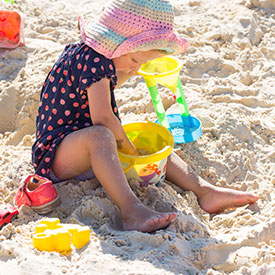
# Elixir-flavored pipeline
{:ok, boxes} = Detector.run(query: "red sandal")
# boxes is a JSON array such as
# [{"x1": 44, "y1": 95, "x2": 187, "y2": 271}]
[{"x1": 14, "y1": 174, "x2": 61, "y2": 214}]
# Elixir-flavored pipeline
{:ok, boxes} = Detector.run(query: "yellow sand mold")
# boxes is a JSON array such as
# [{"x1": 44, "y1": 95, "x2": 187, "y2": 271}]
[{"x1": 32, "y1": 218, "x2": 90, "y2": 253}]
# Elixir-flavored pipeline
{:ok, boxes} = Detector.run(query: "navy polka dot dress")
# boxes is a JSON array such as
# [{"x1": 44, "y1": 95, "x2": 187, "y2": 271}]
[{"x1": 32, "y1": 42, "x2": 119, "y2": 178}]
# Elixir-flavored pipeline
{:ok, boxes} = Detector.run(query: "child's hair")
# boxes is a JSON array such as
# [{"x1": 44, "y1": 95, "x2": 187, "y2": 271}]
[{"x1": 78, "y1": 0, "x2": 189, "y2": 59}]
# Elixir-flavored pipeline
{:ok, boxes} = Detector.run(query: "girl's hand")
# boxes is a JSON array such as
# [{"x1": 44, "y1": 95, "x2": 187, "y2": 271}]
[{"x1": 122, "y1": 144, "x2": 140, "y2": 156}]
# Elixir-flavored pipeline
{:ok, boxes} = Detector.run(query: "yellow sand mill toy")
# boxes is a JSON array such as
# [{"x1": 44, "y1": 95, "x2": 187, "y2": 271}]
[{"x1": 138, "y1": 56, "x2": 202, "y2": 144}]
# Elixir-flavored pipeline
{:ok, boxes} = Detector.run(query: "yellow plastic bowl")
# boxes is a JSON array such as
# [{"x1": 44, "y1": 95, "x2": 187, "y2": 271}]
[{"x1": 118, "y1": 122, "x2": 174, "y2": 186}]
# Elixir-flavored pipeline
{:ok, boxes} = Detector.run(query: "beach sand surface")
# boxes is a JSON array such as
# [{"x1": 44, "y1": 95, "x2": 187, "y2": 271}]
[{"x1": 0, "y1": 0, "x2": 274, "y2": 274}]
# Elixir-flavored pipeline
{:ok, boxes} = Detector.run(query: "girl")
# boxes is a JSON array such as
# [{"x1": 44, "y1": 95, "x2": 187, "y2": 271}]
[{"x1": 31, "y1": 0, "x2": 258, "y2": 232}]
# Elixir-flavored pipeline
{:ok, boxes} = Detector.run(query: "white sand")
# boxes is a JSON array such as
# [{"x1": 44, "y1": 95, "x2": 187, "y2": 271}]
[{"x1": 0, "y1": 0, "x2": 274, "y2": 274}]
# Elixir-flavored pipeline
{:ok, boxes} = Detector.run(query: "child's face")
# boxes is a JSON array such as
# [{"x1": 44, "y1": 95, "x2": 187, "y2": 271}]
[{"x1": 112, "y1": 50, "x2": 165, "y2": 74}]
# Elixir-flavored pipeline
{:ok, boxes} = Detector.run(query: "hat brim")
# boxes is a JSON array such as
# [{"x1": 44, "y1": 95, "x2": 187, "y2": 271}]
[
  {"x1": 111, "y1": 29, "x2": 189, "y2": 58},
  {"x1": 79, "y1": 16, "x2": 189, "y2": 59}
]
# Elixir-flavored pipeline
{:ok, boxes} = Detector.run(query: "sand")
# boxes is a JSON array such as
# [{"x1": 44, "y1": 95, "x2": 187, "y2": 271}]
[{"x1": 0, "y1": 0, "x2": 274, "y2": 274}]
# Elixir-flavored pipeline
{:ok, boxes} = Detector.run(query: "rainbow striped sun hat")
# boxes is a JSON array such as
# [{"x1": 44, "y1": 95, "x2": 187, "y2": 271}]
[{"x1": 78, "y1": 0, "x2": 189, "y2": 59}]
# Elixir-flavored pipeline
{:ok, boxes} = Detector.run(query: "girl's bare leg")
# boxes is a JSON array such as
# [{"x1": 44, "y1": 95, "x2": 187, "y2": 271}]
[
  {"x1": 166, "y1": 152, "x2": 259, "y2": 214},
  {"x1": 52, "y1": 126, "x2": 177, "y2": 232}
]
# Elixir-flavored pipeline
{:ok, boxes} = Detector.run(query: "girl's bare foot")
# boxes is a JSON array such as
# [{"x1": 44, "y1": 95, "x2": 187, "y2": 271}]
[
  {"x1": 198, "y1": 186, "x2": 259, "y2": 214},
  {"x1": 122, "y1": 203, "x2": 177, "y2": 232}
]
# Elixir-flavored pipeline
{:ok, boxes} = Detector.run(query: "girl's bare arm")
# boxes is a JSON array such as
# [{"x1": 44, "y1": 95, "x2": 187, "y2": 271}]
[{"x1": 87, "y1": 78, "x2": 139, "y2": 155}]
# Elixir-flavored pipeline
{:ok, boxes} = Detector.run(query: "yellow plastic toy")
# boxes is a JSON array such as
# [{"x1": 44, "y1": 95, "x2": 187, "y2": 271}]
[
  {"x1": 138, "y1": 56, "x2": 202, "y2": 144},
  {"x1": 32, "y1": 218, "x2": 90, "y2": 253},
  {"x1": 118, "y1": 121, "x2": 173, "y2": 187},
  {"x1": 139, "y1": 56, "x2": 182, "y2": 93}
]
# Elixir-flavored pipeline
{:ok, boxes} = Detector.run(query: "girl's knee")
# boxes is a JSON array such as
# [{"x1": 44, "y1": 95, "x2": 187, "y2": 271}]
[{"x1": 87, "y1": 125, "x2": 116, "y2": 145}]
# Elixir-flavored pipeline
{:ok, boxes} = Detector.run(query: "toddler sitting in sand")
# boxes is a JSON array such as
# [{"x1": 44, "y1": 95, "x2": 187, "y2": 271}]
[{"x1": 29, "y1": 0, "x2": 258, "y2": 232}]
